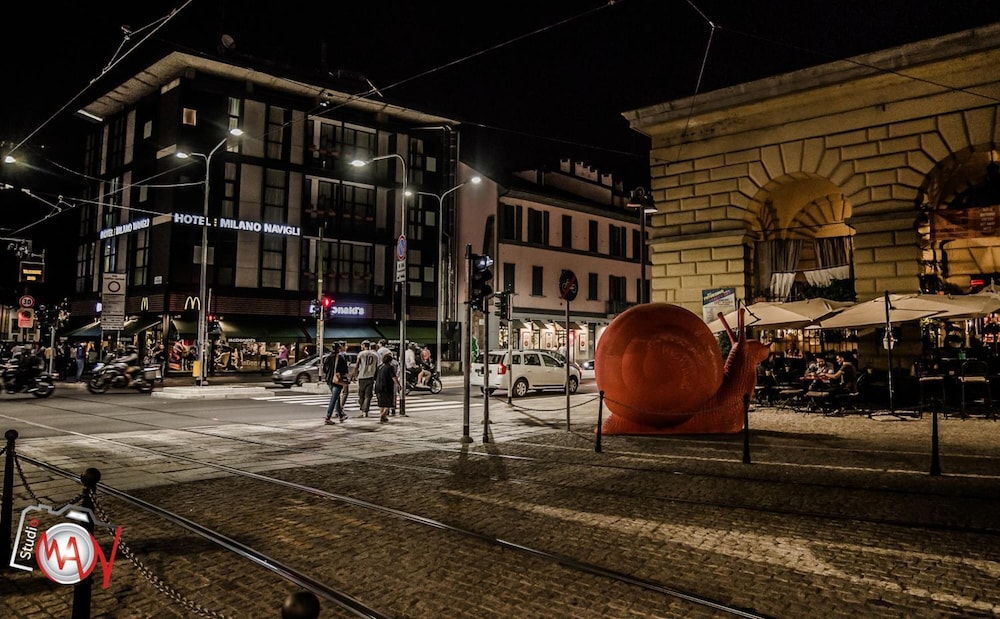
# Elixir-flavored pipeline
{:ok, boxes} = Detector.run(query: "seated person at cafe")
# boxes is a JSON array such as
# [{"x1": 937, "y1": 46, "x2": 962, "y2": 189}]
[
  {"x1": 825, "y1": 353, "x2": 858, "y2": 399},
  {"x1": 804, "y1": 356, "x2": 832, "y2": 391}
]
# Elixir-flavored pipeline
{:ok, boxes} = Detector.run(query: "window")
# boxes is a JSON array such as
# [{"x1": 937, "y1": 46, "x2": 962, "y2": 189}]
[
  {"x1": 265, "y1": 105, "x2": 287, "y2": 160},
  {"x1": 527, "y1": 208, "x2": 548, "y2": 245},
  {"x1": 588, "y1": 272, "x2": 598, "y2": 300},
  {"x1": 532, "y1": 266, "x2": 543, "y2": 296},
  {"x1": 182, "y1": 108, "x2": 197, "y2": 126},
  {"x1": 608, "y1": 275, "x2": 627, "y2": 302},
  {"x1": 500, "y1": 203, "x2": 521, "y2": 241},
  {"x1": 561, "y1": 215, "x2": 573, "y2": 249},
  {"x1": 503, "y1": 262, "x2": 516, "y2": 295},
  {"x1": 260, "y1": 168, "x2": 287, "y2": 288},
  {"x1": 129, "y1": 226, "x2": 149, "y2": 287},
  {"x1": 588, "y1": 220, "x2": 598, "y2": 252},
  {"x1": 609, "y1": 224, "x2": 626, "y2": 258},
  {"x1": 327, "y1": 241, "x2": 374, "y2": 296}
]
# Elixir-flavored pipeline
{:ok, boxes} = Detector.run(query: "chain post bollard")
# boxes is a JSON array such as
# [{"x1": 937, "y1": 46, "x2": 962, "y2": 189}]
[
  {"x1": 282, "y1": 591, "x2": 320, "y2": 619},
  {"x1": 595, "y1": 391, "x2": 604, "y2": 453},
  {"x1": 72, "y1": 467, "x2": 101, "y2": 619},
  {"x1": 930, "y1": 409, "x2": 942, "y2": 476},
  {"x1": 2, "y1": 429, "x2": 18, "y2": 566},
  {"x1": 742, "y1": 394, "x2": 751, "y2": 464}
]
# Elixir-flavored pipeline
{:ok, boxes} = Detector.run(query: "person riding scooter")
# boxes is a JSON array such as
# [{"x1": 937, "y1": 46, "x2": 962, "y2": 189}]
[{"x1": 113, "y1": 345, "x2": 142, "y2": 387}]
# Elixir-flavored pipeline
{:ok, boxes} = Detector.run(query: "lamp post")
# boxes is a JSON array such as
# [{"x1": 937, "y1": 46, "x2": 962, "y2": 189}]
[
  {"x1": 176, "y1": 127, "x2": 242, "y2": 386},
  {"x1": 416, "y1": 176, "x2": 481, "y2": 374},
  {"x1": 626, "y1": 188, "x2": 657, "y2": 304},
  {"x1": 351, "y1": 154, "x2": 410, "y2": 413}
]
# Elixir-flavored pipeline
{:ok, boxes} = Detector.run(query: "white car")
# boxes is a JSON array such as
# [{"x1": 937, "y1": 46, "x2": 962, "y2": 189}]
[{"x1": 472, "y1": 349, "x2": 581, "y2": 397}]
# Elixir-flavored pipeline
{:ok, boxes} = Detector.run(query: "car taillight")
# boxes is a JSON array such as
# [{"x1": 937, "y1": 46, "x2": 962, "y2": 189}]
[{"x1": 497, "y1": 363, "x2": 506, "y2": 375}]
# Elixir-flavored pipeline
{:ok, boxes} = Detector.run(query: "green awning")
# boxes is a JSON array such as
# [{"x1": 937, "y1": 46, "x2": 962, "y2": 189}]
[
  {"x1": 220, "y1": 317, "x2": 311, "y2": 342},
  {"x1": 302, "y1": 322, "x2": 383, "y2": 341},
  {"x1": 170, "y1": 319, "x2": 198, "y2": 339},
  {"x1": 64, "y1": 320, "x2": 101, "y2": 338},
  {"x1": 122, "y1": 318, "x2": 162, "y2": 336},
  {"x1": 374, "y1": 324, "x2": 438, "y2": 346}
]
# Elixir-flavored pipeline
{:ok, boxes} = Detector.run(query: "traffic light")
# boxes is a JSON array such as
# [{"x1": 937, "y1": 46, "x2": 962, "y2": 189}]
[
  {"x1": 494, "y1": 293, "x2": 509, "y2": 320},
  {"x1": 207, "y1": 314, "x2": 221, "y2": 338},
  {"x1": 470, "y1": 253, "x2": 493, "y2": 311},
  {"x1": 322, "y1": 295, "x2": 333, "y2": 316}
]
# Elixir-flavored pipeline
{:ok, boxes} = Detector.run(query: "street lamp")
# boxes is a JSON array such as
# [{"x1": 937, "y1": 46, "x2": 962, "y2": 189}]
[
  {"x1": 351, "y1": 154, "x2": 411, "y2": 413},
  {"x1": 176, "y1": 127, "x2": 243, "y2": 386},
  {"x1": 416, "y1": 176, "x2": 481, "y2": 374},
  {"x1": 627, "y1": 188, "x2": 657, "y2": 304}
]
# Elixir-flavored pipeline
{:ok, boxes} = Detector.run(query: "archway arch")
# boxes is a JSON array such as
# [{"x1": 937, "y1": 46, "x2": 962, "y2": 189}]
[{"x1": 747, "y1": 174, "x2": 856, "y2": 301}]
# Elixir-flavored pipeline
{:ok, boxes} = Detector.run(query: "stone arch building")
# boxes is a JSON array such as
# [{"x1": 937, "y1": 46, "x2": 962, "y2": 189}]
[{"x1": 625, "y1": 23, "x2": 1000, "y2": 323}]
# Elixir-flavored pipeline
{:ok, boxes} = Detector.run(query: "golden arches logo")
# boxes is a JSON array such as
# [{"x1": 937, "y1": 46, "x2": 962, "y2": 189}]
[
  {"x1": 140, "y1": 297, "x2": 149, "y2": 311},
  {"x1": 184, "y1": 296, "x2": 201, "y2": 310}
]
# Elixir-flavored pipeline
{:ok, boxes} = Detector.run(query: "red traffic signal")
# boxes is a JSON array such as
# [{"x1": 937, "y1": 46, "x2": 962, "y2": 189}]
[{"x1": 322, "y1": 296, "x2": 333, "y2": 309}]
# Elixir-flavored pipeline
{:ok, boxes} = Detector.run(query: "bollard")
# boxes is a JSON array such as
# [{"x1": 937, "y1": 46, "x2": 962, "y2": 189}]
[
  {"x1": 595, "y1": 391, "x2": 604, "y2": 453},
  {"x1": 3, "y1": 429, "x2": 18, "y2": 566},
  {"x1": 72, "y1": 468, "x2": 101, "y2": 619},
  {"x1": 282, "y1": 591, "x2": 320, "y2": 619},
  {"x1": 742, "y1": 394, "x2": 751, "y2": 464},
  {"x1": 930, "y1": 409, "x2": 942, "y2": 476}
]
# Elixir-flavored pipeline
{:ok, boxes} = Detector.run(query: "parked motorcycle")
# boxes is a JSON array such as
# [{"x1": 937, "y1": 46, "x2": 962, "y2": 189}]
[
  {"x1": 405, "y1": 367, "x2": 443, "y2": 395},
  {"x1": 1, "y1": 361, "x2": 55, "y2": 398},
  {"x1": 86, "y1": 361, "x2": 159, "y2": 394}
]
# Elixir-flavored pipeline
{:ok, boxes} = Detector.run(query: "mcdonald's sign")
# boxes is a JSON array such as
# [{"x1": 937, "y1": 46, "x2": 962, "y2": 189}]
[{"x1": 184, "y1": 296, "x2": 201, "y2": 310}]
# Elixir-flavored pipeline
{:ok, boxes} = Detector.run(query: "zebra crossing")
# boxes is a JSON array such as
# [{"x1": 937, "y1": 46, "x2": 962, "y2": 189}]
[{"x1": 255, "y1": 392, "x2": 465, "y2": 412}]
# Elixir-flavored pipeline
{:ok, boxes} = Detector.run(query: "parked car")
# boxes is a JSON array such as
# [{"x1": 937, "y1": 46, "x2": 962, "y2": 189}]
[
  {"x1": 271, "y1": 351, "x2": 358, "y2": 388},
  {"x1": 471, "y1": 349, "x2": 581, "y2": 397},
  {"x1": 580, "y1": 359, "x2": 595, "y2": 380}
]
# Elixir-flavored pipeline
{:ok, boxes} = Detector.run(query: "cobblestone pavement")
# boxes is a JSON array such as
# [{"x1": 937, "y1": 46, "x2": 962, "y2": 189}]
[{"x1": 2, "y1": 389, "x2": 999, "y2": 618}]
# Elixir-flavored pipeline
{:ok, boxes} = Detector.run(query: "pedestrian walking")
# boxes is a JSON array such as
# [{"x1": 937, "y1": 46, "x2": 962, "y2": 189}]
[
  {"x1": 74, "y1": 342, "x2": 86, "y2": 382},
  {"x1": 338, "y1": 340, "x2": 351, "y2": 410},
  {"x1": 374, "y1": 351, "x2": 401, "y2": 424},
  {"x1": 323, "y1": 342, "x2": 350, "y2": 424},
  {"x1": 278, "y1": 343, "x2": 289, "y2": 368},
  {"x1": 353, "y1": 340, "x2": 379, "y2": 417},
  {"x1": 375, "y1": 339, "x2": 398, "y2": 416}
]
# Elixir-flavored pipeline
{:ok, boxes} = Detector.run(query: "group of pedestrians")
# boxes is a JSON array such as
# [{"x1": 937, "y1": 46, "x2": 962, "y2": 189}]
[{"x1": 324, "y1": 339, "x2": 405, "y2": 425}]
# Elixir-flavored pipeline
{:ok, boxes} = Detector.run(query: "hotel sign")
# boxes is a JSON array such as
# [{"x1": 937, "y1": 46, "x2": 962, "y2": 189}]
[{"x1": 99, "y1": 215, "x2": 301, "y2": 239}]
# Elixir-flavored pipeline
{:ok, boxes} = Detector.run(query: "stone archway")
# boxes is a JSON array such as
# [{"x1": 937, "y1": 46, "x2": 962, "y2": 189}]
[
  {"x1": 916, "y1": 146, "x2": 1000, "y2": 293},
  {"x1": 747, "y1": 174, "x2": 856, "y2": 301}
]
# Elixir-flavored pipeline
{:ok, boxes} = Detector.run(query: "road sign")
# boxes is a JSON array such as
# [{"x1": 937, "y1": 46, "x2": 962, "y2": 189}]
[
  {"x1": 559, "y1": 270, "x2": 578, "y2": 302},
  {"x1": 396, "y1": 259, "x2": 406, "y2": 283},
  {"x1": 19, "y1": 295, "x2": 35, "y2": 308},
  {"x1": 17, "y1": 308, "x2": 34, "y2": 329},
  {"x1": 396, "y1": 235, "x2": 407, "y2": 260}
]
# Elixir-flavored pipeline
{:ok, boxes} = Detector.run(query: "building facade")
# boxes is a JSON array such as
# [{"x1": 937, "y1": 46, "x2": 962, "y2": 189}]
[
  {"x1": 459, "y1": 159, "x2": 651, "y2": 365},
  {"x1": 625, "y1": 24, "x2": 1000, "y2": 368},
  {"x1": 66, "y1": 50, "x2": 461, "y2": 373}
]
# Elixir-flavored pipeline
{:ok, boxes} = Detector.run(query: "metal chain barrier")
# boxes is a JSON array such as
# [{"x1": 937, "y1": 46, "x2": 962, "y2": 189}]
[
  {"x1": 493, "y1": 393, "x2": 600, "y2": 413},
  {"x1": 12, "y1": 451, "x2": 78, "y2": 506},
  {"x1": 88, "y1": 490, "x2": 232, "y2": 619}
]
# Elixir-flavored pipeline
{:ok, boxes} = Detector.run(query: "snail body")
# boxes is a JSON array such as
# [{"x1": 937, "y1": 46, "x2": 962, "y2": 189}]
[{"x1": 595, "y1": 303, "x2": 770, "y2": 435}]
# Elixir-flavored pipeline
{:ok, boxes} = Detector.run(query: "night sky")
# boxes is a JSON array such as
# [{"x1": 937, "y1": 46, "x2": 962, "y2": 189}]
[{"x1": 3, "y1": 0, "x2": 999, "y2": 193}]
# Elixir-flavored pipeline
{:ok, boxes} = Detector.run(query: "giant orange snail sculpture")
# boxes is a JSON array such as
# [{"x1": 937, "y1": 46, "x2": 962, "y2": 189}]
[{"x1": 595, "y1": 303, "x2": 770, "y2": 435}]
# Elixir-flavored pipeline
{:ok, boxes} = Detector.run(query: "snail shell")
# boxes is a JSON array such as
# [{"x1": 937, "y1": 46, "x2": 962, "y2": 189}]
[{"x1": 595, "y1": 303, "x2": 724, "y2": 427}]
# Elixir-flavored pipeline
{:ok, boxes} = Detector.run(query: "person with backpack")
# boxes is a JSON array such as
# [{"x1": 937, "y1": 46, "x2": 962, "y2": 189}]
[
  {"x1": 323, "y1": 342, "x2": 350, "y2": 425},
  {"x1": 352, "y1": 340, "x2": 379, "y2": 417}
]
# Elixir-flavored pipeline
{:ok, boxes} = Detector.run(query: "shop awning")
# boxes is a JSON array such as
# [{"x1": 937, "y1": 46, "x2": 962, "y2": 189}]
[
  {"x1": 375, "y1": 324, "x2": 438, "y2": 345},
  {"x1": 63, "y1": 320, "x2": 101, "y2": 339},
  {"x1": 302, "y1": 322, "x2": 383, "y2": 341},
  {"x1": 170, "y1": 319, "x2": 198, "y2": 339},
  {"x1": 221, "y1": 317, "x2": 311, "y2": 342},
  {"x1": 122, "y1": 318, "x2": 162, "y2": 337}
]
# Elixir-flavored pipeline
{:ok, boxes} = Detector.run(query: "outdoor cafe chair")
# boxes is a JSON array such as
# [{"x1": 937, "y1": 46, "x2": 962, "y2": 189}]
[{"x1": 958, "y1": 359, "x2": 994, "y2": 419}]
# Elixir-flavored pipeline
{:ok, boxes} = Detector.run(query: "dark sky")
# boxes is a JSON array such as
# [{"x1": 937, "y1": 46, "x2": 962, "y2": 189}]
[{"x1": 4, "y1": 0, "x2": 1000, "y2": 190}]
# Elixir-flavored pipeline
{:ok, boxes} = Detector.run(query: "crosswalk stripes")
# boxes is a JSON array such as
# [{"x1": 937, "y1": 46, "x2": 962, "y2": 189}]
[{"x1": 255, "y1": 393, "x2": 465, "y2": 411}]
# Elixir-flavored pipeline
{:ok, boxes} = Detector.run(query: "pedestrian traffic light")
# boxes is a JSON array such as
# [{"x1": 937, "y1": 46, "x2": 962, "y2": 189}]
[
  {"x1": 322, "y1": 295, "x2": 333, "y2": 315},
  {"x1": 207, "y1": 314, "x2": 220, "y2": 338},
  {"x1": 470, "y1": 253, "x2": 493, "y2": 311},
  {"x1": 494, "y1": 293, "x2": 509, "y2": 320}
]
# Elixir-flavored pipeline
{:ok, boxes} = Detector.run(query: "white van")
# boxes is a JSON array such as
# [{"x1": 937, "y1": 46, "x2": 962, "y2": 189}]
[{"x1": 471, "y1": 349, "x2": 581, "y2": 397}]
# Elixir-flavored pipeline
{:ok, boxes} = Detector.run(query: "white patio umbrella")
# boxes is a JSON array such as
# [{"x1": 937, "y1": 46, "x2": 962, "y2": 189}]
[
  {"x1": 706, "y1": 301, "x2": 817, "y2": 333},
  {"x1": 915, "y1": 292, "x2": 1000, "y2": 319},
  {"x1": 818, "y1": 293, "x2": 954, "y2": 329}
]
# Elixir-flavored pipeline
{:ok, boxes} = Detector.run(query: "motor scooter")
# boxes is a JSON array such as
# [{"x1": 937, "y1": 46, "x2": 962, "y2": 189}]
[
  {"x1": 1, "y1": 360, "x2": 55, "y2": 398},
  {"x1": 405, "y1": 366, "x2": 443, "y2": 395},
  {"x1": 87, "y1": 360, "x2": 159, "y2": 394}
]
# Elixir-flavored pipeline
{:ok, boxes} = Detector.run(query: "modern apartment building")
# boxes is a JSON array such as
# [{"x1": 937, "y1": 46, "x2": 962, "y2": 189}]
[{"x1": 62, "y1": 48, "x2": 463, "y2": 372}]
